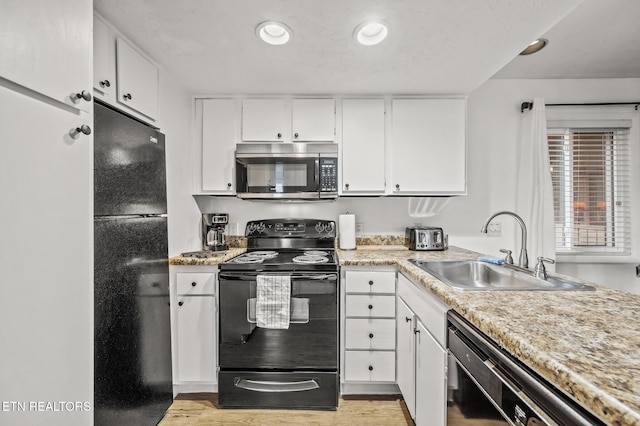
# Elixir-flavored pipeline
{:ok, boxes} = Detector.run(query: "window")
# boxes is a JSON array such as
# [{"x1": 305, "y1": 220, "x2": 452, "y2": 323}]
[{"x1": 548, "y1": 123, "x2": 631, "y2": 255}]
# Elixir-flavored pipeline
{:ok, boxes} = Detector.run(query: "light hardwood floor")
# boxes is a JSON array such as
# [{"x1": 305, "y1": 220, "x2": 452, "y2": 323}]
[{"x1": 158, "y1": 393, "x2": 413, "y2": 426}]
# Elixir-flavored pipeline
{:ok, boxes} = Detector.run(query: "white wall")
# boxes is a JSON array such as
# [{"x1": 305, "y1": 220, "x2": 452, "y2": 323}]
[
  {"x1": 160, "y1": 74, "x2": 202, "y2": 256},
  {"x1": 187, "y1": 78, "x2": 640, "y2": 294}
]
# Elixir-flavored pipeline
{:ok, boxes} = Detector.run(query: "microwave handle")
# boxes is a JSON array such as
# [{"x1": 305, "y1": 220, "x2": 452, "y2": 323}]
[{"x1": 314, "y1": 158, "x2": 320, "y2": 188}]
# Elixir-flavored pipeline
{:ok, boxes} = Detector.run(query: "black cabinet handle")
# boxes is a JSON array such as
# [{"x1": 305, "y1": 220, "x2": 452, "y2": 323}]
[
  {"x1": 414, "y1": 328, "x2": 420, "y2": 334},
  {"x1": 192, "y1": 282, "x2": 197, "y2": 287},
  {"x1": 395, "y1": 184, "x2": 400, "y2": 190},
  {"x1": 405, "y1": 317, "x2": 411, "y2": 323},
  {"x1": 368, "y1": 365, "x2": 373, "y2": 371},
  {"x1": 294, "y1": 132, "x2": 299, "y2": 138},
  {"x1": 368, "y1": 280, "x2": 374, "y2": 286},
  {"x1": 70, "y1": 124, "x2": 91, "y2": 137},
  {"x1": 99, "y1": 80, "x2": 111, "y2": 88},
  {"x1": 369, "y1": 333, "x2": 374, "y2": 339},
  {"x1": 123, "y1": 93, "x2": 132, "y2": 101},
  {"x1": 227, "y1": 182, "x2": 232, "y2": 189},
  {"x1": 178, "y1": 301, "x2": 184, "y2": 306},
  {"x1": 368, "y1": 304, "x2": 373, "y2": 310},
  {"x1": 277, "y1": 133, "x2": 282, "y2": 139},
  {"x1": 345, "y1": 183, "x2": 350, "y2": 190},
  {"x1": 75, "y1": 90, "x2": 92, "y2": 101}
]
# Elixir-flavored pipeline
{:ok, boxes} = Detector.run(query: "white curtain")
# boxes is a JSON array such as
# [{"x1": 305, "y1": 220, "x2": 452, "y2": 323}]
[{"x1": 516, "y1": 97, "x2": 556, "y2": 270}]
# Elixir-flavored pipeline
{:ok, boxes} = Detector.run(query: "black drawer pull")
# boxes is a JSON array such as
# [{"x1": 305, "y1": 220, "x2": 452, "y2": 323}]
[
  {"x1": 368, "y1": 280, "x2": 374, "y2": 285},
  {"x1": 192, "y1": 282, "x2": 197, "y2": 287},
  {"x1": 368, "y1": 365, "x2": 373, "y2": 371},
  {"x1": 178, "y1": 301, "x2": 184, "y2": 307},
  {"x1": 368, "y1": 304, "x2": 373, "y2": 310},
  {"x1": 369, "y1": 333, "x2": 374, "y2": 339}
]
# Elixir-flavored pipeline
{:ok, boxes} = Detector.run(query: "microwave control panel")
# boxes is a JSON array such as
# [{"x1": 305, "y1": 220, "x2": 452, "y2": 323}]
[{"x1": 319, "y1": 158, "x2": 338, "y2": 192}]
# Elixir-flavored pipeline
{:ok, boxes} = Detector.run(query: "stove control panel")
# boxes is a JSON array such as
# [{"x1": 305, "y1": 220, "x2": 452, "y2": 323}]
[{"x1": 245, "y1": 219, "x2": 336, "y2": 238}]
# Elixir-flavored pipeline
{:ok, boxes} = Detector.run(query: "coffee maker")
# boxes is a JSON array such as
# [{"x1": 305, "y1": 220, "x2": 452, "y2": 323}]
[{"x1": 202, "y1": 213, "x2": 229, "y2": 251}]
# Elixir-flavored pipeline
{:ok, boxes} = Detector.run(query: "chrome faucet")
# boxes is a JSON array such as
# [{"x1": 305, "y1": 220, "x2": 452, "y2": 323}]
[{"x1": 481, "y1": 211, "x2": 529, "y2": 269}]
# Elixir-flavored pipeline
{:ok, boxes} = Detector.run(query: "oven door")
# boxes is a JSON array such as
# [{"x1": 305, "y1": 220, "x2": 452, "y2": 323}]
[
  {"x1": 235, "y1": 154, "x2": 320, "y2": 199},
  {"x1": 218, "y1": 272, "x2": 338, "y2": 370}
]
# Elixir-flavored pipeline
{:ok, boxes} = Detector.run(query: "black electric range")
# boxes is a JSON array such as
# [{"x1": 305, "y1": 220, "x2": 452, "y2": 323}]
[{"x1": 217, "y1": 218, "x2": 339, "y2": 410}]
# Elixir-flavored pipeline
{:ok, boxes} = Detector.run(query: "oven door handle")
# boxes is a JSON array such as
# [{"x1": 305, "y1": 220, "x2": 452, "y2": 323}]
[
  {"x1": 219, "y1": 273, "x2": 337, "y2": 281},
  {"x1": 234, "y1": 378, "x2": 320, "y2": 393}
]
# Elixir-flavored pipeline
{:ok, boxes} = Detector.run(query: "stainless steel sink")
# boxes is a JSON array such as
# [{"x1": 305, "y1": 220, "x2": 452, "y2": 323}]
[{"x1": 409, "y1": 259, "x2": 595, "y2": 291}]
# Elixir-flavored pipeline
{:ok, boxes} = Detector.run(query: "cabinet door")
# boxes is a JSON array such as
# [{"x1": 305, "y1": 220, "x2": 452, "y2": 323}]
[
  {"x1": 292, "y1": 99, "x2": 335, "y2": 142},
  {"x1": 116, "y1": 37, "x2": 159, "y2": 120},
  {"x1": 242, "y1": 99, "x2": 286, "y2": 141},
  {"x1": 93, "y1": 16, "x2": 115, "y2": 99},
  {"x1": 0, "y1": 0, "x2": 92, "y2": 112},
  {"x1": 342, "y1": 99, "x2": 385, "y2": 194},
  {"x1": 0, "y1": 80, "x2": 93, "y2": 424},
  {"x1": 202, "y1": 99, "x2": 237, "y2": 192},
  {"x1": 390, "y1": 99, "x2": 466, "y2": 195},
  {"x1": 415, "y1": 320, "x2": 447, "y2": 426},
  {"x1": 396, "y1": 298, "x2": 416, "y2": 419},
  {"x1": 176, "y1": 296, "x2": 216, "y2": 382}
]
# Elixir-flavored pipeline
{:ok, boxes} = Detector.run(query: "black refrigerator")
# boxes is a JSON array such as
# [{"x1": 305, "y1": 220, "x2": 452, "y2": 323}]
[{"x1": 94, "y1": 101, "x2": 173, "y2": 425}]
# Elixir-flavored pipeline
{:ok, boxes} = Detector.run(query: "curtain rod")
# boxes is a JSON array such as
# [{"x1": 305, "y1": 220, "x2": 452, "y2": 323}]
[{"x1": 520, "y1": 101, "x2": 640, "y2": 113}]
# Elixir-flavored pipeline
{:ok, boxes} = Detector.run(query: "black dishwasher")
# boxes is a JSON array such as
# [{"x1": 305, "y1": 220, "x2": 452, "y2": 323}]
[{"x1": 447, "y1": 311, "x2": 605, "y2": 426}]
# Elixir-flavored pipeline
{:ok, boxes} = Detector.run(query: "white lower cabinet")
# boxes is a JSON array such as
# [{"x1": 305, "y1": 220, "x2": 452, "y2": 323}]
[
  {"x1": 397, "y1": 273, "x2": 449, "y2": 426},
  {"x1": 171, "y1": 267, "x2": 218, "y2": 393},
  {"x1": 341, "y1": 268, "x2": 398, "y2": 394}
]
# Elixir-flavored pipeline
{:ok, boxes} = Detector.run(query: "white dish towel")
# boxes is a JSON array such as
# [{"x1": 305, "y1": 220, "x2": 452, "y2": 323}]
[{"x1": 256, "y1": 275, "x2": 291, "y2": 329}]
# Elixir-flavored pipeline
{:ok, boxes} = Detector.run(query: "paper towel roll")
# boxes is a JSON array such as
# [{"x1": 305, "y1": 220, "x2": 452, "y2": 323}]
[{"x1": 339, "y1": 214, "x2": 356, "y2": 250}]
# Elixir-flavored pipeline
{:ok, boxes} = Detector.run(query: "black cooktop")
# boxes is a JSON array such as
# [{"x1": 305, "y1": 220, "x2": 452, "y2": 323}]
[{"x1": 219, "y1": 249, "x2": 338, "y2": 272}]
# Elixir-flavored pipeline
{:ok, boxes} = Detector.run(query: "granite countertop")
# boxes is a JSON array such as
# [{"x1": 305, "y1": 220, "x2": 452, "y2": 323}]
[
  {"x1": 169, "y1": 247, "x2": 245, "y2": 266},
  {"x1": 339, "y1": 245, "x2": 640, "y2": 426}
]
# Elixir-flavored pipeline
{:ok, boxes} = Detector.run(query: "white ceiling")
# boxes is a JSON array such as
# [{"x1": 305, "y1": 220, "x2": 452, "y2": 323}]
[
  {"x1": 93, "y1": 0, "x2": 621, "y2": 96},
  {"x1": 494, "y1": 0, "x2": 640, "y2": 79}
]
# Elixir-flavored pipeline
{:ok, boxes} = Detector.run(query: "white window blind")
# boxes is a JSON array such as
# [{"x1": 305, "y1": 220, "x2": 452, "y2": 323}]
[{"x1": 547, "y1": 124, "x2": 631, "y2": 255}]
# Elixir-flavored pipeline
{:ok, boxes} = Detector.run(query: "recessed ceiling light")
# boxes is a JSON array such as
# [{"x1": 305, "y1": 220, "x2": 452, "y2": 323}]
[
  {"x1": 354, "y1": 21, "x2": 388, "y2": 46},
  {"x1": 519, "y1": 38, "x2": 548, "y2": 55},
  {"x1": 256, "y1": 21, "x2": 292, "y2": 45}
]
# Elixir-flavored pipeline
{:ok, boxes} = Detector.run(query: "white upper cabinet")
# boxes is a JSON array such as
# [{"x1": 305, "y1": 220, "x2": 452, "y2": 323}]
[
  {"x1": 0, "y1": 0, "x2": 92, "y2": 112},
  {"x1": 242, "y1": 99, "x2": 287, "y2": 141},
  {"x1": 341, "y1": 99, "x2": 385, "y2": 194},
  {"x1": 92, "y1": 15, "x2": 159, "y2": 125},
  {"x1": 93, "y1": 16, "x2": 115, "y2": 100},
  {"x1": 201, "y1": 99, "x2": 237, "y2": 193},
  {"x1": 390, "y1": 99, "x2": 466, "y2": 195},
  {"x1": 242, "y1": 98, "x2": 335, "y2": 142},
  {"x1": 291, "y1": 99, "x2": 335, "y2": 142},
  {"x1": 116, "y1": 37, "x2": 159, "y2": 120}
]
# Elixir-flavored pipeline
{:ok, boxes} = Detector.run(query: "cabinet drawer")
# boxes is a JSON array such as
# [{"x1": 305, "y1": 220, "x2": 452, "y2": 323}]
[
  {"x1": 344, "y1": 351, "x2": 395, "y2": 382},
  {"x1": 345, "y1": 318, "x2": 395, "y2": 350},
  {"x1": 345, "y1": 271, "x2": 395, "y2": 294},
  {"x1": 346, "y1": 295, "x2": 395, "y2": 318},
  {"x1": 177, "y1": 272, "x2": 215, "y2": 295}
]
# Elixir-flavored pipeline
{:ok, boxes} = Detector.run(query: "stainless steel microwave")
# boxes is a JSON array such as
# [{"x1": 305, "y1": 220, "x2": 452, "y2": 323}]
[{"x1": 235, "y1": 143, "x2": 338, "y2": 200}]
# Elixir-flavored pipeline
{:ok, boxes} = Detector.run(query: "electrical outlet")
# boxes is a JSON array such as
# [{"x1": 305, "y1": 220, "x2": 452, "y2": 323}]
[
  {"x1": 356, "y1": 223, "x2": 364, "y2": 235},
  {"x1": 486, "y1": 221, "x2": 502, "y2": 237}
]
